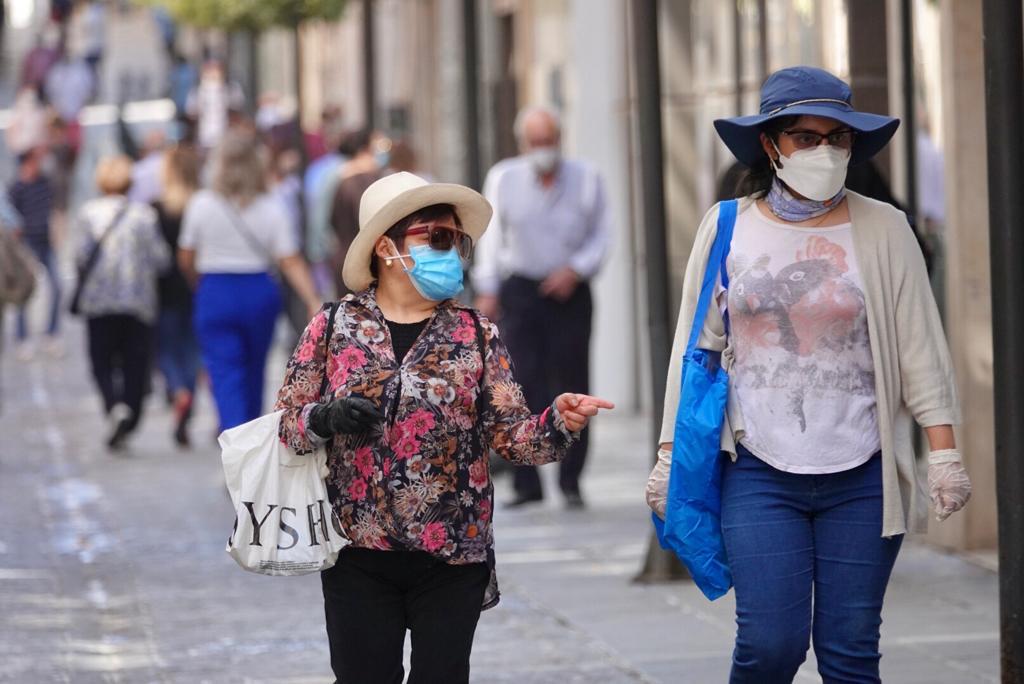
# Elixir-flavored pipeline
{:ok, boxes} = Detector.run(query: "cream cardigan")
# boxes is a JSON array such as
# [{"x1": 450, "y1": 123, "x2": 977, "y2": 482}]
[{"x1": 645, "y1": 192, "x2": 961, "y2": 537}]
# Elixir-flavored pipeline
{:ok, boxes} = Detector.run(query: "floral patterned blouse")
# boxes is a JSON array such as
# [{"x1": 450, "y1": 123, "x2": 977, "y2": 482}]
[{"x1": 275, "y1": 287, "x2": 575, "y2": 567}]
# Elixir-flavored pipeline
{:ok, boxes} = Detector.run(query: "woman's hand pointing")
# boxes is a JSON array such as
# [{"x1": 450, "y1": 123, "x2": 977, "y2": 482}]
[{"x1": 554, "y1": 393, "x2": 615, "y2": 432}]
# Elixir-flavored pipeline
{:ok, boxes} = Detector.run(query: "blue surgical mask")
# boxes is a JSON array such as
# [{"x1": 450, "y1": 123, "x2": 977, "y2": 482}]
[{"x1": 387, "y1": 242, "x2": 464, "y2": 301}]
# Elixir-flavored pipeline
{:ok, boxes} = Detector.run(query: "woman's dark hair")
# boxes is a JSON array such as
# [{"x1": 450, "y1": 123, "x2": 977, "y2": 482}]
[
  {"x1": 338, "y1": 127, "x2": 373, "y2": 157},
  {"x1": 370, "y1": 203, "x2": 462, "y2": 279},
  {"x1": 733, "y1": 115, "x2": 800, "y2": 198}
]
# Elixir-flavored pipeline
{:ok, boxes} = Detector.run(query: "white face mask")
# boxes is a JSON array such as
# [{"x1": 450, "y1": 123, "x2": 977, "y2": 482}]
[
  {"x1": 770, "y1": 141, "x2": 851, "y2": 201},
  {"x1": 527, "y1": 147, "x2": 560, "y2": 175}
]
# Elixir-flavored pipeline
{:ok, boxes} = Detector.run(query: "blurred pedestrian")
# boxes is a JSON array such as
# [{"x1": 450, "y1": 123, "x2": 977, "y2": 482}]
[
  {"x1": 169, "y1": 53, "x2": 198, "y2": 123},
  {"x1": 154, "y1": 145, "x2": 202, "y2": 447},
  {"x1": 74, "y1": 156, "x2": 170, "y2": 451},
  {"x1": 329, "y1": 128, "x2": 383, "y2": 296},
  {"x1": 6, "y1": 88, "x2": 49, "y2": 156},
  {"x1": 384, "y1": 138, "x2": 432, "y2": 180},
  {"x1": 9, "y1": 147, "x2": 62, "y2": 361},
  {"x1": 274, "y1": 171, "x2": 613, "y2": 683},
  {"x1": 177, "y1": 131, "x2": 320, "y2": 432},
  {"x1": 186, "y1": 60, "x2": 244, "y2": 152},
  {"x1": 44, "y1": 51, "x2": 94, "y2": 124},
  {"x1": 646, "y1": 66, "x2": 970, "y2": 683},
  {"x1": 129, "y1": 129, "x2": 168, "y2": 205},
  {"x1": 304, "y1": 103, "x2": 342, "y2": 161},
  {"x1": 304, "y1": 110, "x2": 347, "y2": 295},
  {"x1": 78, "y1": 1, "x2": 106, "y2": 80},
  {"x1": 19, "y1": 28, "x2": 60, "y2": 94},
  {"x1": 471, "y1": 105, "x2": 610, "y2": 509}
]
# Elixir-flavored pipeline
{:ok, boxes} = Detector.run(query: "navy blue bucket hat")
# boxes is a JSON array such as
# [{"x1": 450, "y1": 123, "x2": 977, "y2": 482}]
[{"x1": 714, "y1": 66, "x2": 899, "y2": 166}]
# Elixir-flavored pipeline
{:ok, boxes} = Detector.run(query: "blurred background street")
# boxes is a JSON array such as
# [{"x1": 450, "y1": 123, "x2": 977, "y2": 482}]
[{"x1": 0, "y1": 0, "x2": 1019, "y2": 682}]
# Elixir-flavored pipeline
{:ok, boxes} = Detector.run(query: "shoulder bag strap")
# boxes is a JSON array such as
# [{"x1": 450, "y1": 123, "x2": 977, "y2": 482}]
[
  {"x1": 318, "y1": 302, "x2": 341, "y2": 400},
  {"x1": 70, "y1": 201, "x2": 130, "y2": 312},
  {"x1": 470, "y1": 312, "x2": 488, "y2": 425},
  {"x1": 79, "y1": 201, "x2": 130, "y2": 279},
  {"x1": 218, "y1": 196, "x2": 276, "y2": 266},
  {"x1": 685, "y1": 199, "x2": 738, "y2": 355}
]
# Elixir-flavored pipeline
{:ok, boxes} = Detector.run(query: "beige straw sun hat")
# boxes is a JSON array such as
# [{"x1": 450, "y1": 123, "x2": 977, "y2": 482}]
[{"x1": 341, "y1": 172, "x2": 493, "y2": 292}]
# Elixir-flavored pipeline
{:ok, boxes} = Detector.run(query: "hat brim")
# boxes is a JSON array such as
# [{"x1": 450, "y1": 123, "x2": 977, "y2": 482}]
[
  {"x1": 713, "y1": 105, "x2": 900, "y2": 167},
  {"x1": 342, "y1": 183, "x2": 493, "y2": 292}
]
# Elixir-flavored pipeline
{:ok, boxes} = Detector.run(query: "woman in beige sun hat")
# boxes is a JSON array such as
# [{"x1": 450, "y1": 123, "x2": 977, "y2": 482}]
[{"x1": 273, "y1": 171, "x2": 613, "y2": 683}]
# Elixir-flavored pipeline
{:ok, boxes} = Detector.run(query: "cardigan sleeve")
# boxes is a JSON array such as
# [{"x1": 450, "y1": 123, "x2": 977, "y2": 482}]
[
  {"x1": 892, "y1": 220, "x2": 962, "y2": 427},
  {"x1": 658, "y1": 202, "x2": 731, "y2": 445}
]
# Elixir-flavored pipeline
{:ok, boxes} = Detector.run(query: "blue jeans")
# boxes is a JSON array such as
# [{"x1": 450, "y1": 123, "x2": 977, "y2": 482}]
[
  {"x1": 156, "y1": 307, "x2": 200, "y2": 395},
  {"x1": 721, "y1": 446, "x2": 903, "y2": 684},
  {"x1": 16, "y1": 241, "x2": 61, "y2": 340},
  {"x1": 193, "y1": 273, "x2": 281, "y2": 431}
]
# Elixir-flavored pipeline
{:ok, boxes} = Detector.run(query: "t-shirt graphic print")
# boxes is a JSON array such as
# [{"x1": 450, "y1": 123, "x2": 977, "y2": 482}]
[{"x1": 720, "y1": 204, "x2": 880, "y2": 474}]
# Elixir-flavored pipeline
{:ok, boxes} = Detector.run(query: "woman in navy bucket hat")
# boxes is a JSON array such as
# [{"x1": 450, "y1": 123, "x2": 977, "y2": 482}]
[{"x1": 646, "y1": 66, "x2": 971, "y2": 683}]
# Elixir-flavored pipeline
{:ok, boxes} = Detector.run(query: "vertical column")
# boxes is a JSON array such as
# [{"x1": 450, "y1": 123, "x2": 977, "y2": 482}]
[
  {"x1": 981, "y1": 0, "x2": 1024, "y2": 678},
  {"x1": 565, "y1": 0, "x2": 635, "y2": 408},
  {"x1": 930, "y1": 0, "x2": 997, "y2": 554},
  {"x1": 847, "y1": 0, "x2": 892, "y2": 179}
]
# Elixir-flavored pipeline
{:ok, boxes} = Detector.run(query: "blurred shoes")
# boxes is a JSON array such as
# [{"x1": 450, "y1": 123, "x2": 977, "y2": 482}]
[
  {"x1": 172, "y1": 390, "x2": 193, "y2": 448},
  {"x1": 107, "y1": 403, "x2": 133, "y2": 452},
  {"x1": 564, "y1": 491, "x2": 586, "y2": 510},
  {"x1": 505, "y1": 493, "x2": 543, "y2": 509}
]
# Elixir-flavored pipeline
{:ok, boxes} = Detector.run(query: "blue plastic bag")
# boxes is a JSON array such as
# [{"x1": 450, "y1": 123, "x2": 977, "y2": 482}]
[{"x1": 653, "y1": 199, "x2": 737, "y2": 601}]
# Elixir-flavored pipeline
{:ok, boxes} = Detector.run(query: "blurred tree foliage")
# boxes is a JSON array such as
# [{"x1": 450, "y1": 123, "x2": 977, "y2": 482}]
[{"x1": 142, "y1": 0, "x2": 347, "y2": 30}]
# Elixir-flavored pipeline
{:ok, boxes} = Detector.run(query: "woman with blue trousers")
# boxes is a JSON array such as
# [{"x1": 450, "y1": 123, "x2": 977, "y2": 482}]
[
  {"x1": 177, "y1": 131, "x2": 320, "y2": 432},
  {"x1": 646, "y1": 67, "x2": 973, "y2": 683}
]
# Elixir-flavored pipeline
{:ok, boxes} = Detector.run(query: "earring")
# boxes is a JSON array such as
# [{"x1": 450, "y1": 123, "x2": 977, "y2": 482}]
[{"x1": 385, "y1": 259, "x2": 393, "y2": 267}]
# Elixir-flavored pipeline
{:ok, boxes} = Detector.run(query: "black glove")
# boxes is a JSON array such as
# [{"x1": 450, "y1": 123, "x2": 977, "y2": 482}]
[{"x1": 309, "y1": 397, "x2": 384, "y2": 437}]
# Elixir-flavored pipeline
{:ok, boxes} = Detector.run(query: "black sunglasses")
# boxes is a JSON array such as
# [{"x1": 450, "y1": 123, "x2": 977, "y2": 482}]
[{"x1": 404, "y1": 224, "x2": 474, "y2": 260}]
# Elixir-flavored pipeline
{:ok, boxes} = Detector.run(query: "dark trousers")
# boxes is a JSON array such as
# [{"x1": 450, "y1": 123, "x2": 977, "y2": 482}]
[
  {"x1": 321, "y1": 548, "x2": 489, "y2": 684},
  {"x1": 86, "y1": 314, "x2": 153, "y2": 432},
  {"x1": 156, "y1": 306, "x2": 200, "y2": 395},
  {"x1": 722, "y1": 447, "x2": 903, "y2": 684},
  {"x1": 499, "y1": 275, "x2": 592, "y2": 498}
]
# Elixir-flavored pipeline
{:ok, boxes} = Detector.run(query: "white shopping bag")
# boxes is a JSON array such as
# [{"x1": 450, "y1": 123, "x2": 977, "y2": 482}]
[{"x1": 220, "y1": 409, "x2": 349, "y2": 576}]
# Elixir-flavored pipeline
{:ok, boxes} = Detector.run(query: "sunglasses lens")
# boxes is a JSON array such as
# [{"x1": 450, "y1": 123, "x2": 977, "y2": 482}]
[
  {"x1": 425, "y1": 227, "x2": 473, "y2": 259},
  {"x1": 428, "y1": 227, "x2": 453, "y2": 251}
]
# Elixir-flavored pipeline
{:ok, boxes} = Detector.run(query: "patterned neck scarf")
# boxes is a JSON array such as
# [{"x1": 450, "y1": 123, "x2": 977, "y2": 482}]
[{"x1": 765, "y1": 176, "x2": 845, "y2": 222}]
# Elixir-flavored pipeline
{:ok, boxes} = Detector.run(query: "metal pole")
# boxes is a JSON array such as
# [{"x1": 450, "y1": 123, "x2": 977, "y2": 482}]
[
  {"x1": 982, "y1": 0, "x2": 1024, "y2": 680},
  {"x1": 462, "y1": 0, "x2": 482, "y2": 189},
  {"x1": 900, "y1": 0, "x2": 917, "y2": 219},
  {"x1": 757, "y1": 0, "x2": 769, "y2": 82},
  {"x1": 362, "y1": 0, "x2": 376, "y2": 129},
  {"x1": 732, "y1": 0, "x2": 743, "y2": 116},
  {"x1": 630, "y1": 0, "x2": 688, "y2": 583}
]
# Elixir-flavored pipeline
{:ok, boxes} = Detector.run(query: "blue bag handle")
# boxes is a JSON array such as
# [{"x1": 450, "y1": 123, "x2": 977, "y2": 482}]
[{"x1": 685, "y1": 200, "x2": 738, "y2": 355}]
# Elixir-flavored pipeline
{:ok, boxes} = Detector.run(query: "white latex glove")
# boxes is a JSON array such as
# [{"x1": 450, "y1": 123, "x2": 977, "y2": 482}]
[
  {"x1": 927, "y1": 449, "x2": 972, "y2": 521},
  {"x1": 645, "y1": 448, "x2": 672, "y2": 520}
]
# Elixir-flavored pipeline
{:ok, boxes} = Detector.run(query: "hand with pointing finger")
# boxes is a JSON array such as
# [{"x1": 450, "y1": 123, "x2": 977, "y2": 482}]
[{"x1": 554, "y1": 393, "x2": 615, "y2": 433}]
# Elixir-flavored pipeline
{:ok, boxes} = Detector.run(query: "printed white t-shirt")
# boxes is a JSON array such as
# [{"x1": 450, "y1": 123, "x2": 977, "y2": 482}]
[
  {"x1": 717, "y1": 202, "x2": 880, "y2": 473},
  {"x1": 179, "y1": 189, "x2": 298, "y2": 274}
]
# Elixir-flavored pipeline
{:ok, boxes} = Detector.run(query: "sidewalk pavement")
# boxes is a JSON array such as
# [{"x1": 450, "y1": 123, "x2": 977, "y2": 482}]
[{"x1": 0, "y1": 317, "x2": 1000, "y2": 683}]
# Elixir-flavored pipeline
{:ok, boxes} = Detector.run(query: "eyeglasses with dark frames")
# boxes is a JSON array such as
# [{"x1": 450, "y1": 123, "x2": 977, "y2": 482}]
[{"x1": 780, "y1": 128, "x2": 856, "y2": 150}]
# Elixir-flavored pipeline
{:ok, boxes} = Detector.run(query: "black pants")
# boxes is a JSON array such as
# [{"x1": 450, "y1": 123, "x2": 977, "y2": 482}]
[
  {"x1": 322, "y1": 548, "x2": 490, "y2": 684},
  {"x1": 86, "y1": 314, "x2": 153, "y2": 433},
  {"x1": 499, "y1": 275, "x2": 592, "y2": 498}
]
